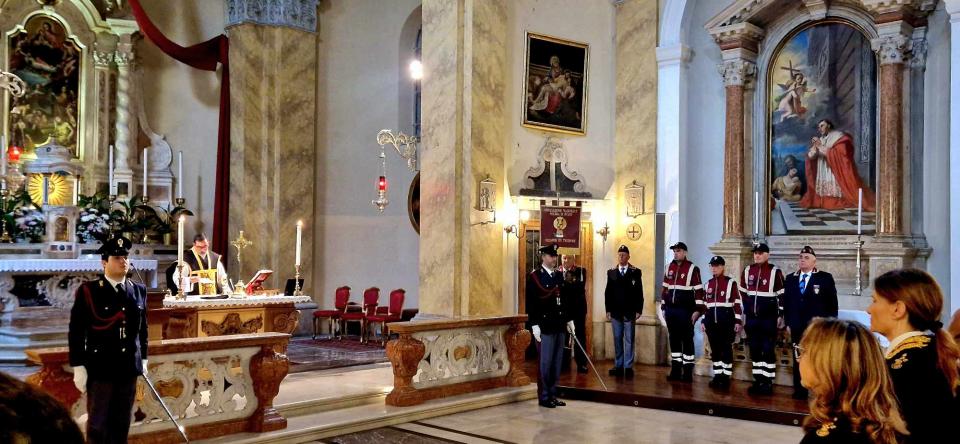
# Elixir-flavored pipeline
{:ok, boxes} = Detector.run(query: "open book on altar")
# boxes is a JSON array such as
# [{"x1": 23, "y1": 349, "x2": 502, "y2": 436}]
[{"x1": 244, "y1": 270, "x2": 273, "y2": 294}]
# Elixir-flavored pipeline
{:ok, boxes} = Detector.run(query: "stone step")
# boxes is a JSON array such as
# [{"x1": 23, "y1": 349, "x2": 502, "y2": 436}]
[
  {"x1": 197, "y1": 385, "x2": 537, "y2": 444},
  {"x1": 0, "y1": 326, "x2": 68, "y2": 365}
]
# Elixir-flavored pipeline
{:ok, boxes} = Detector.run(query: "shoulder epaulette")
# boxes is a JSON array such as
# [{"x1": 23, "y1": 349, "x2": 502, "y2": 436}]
[{"x1": 885, "y1": 335, "x2": 932, "y2": 360}]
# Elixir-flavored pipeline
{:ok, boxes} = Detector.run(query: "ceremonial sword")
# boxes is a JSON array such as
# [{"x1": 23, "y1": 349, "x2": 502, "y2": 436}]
[
  {"x1": 570, "y1": 333, "x2": 608, "y2": 391},
  {"x1": 141, "y1": 374, "x2": 190, "y2": 443}
]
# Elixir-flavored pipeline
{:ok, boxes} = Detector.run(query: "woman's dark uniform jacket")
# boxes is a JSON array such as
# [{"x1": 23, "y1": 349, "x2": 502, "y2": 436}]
[
  {"x1": 68, "y1": 277, "x2": 148, "y2": 378},
  {"x1": 886, "y1": 334, "x2": 960, "y2": 444}
]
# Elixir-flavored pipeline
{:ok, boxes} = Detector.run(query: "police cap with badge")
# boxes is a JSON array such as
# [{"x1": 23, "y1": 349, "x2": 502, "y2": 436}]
[
  {"x1": 538, "y1": 244, "x2": 559, "y2": 257},
  {"x1": 708, "y1": 255, "x2": 726, "y2": 266},
  {"x1": 97, "y1": 235, "x2": 132, "y2": 260},
  {"x1": 751, "y1": 242, "x2": 770, "y2": 253}
]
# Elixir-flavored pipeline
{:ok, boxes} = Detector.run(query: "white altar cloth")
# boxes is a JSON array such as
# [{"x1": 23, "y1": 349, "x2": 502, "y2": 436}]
[
  {"x1": 0, "y1": 259, "x2": 158, "y2": 273},
  {"x1": 162, "y1": 294, "x2": 312, "y2": 309}
]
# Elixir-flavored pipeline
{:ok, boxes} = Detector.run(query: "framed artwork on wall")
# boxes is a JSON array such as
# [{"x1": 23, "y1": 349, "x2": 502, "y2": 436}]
[
  {"x1": 407, "y1": 171, "x2": 420, "y2": 234},
  {"x1": 522, "y1": 32, "x2": 588, "y2": 135}
]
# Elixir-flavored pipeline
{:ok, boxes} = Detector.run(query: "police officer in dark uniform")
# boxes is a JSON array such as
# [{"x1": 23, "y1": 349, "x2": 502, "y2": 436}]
[
  {"x1": 782, "y1": 245, "x2": 837, "y2": 399},
  {"x1": 69, "y1": 236, "x2": 148, "y2": 443},
  {"x1": 560, "y1": 254, "x2": 588, "y2": 373},
  {"x1": 526, "y1": 244, "x2": 575, "y2": 408},
  {"x1": 660, "y1": 242, "x2": 704, "y2": 382},
  {"x1": 605, "y1": 244, "x2": 643, "y2": 378},
  {"x1": 739, "y1": 242, "x2": 785, "y2": 396},
  {"x1": 700, "y1": 256, "x2": 742, "y2": 389}
]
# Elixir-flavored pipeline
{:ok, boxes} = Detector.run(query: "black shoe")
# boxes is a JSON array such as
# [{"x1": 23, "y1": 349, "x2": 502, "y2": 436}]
[
  {"x1": 749, "y1": 383, "x2": 773, "y2": 396},
  {"x1": 539, "y1": 400, "x2": 556, "y2": 408},
  {"x1": 681, "y1": 366, "x2": 694, "y2": 382},
  {"x1": 609, "y1": 367, "x2": 623, "y2": 377},
  {"x1": 792, "y1": 388, "x2": 809, "y2": 400},
  {"x1": 708, "y1": 377, "x2": 721, "y2": 388},
  {"x1": 550, "y1": 398, "x2": 567, "y2": 407},
  {"x1": 747, "y1": 383, "x2": 762, "y2": 395},
  {"x1": 624, "y1": 368, "x2": 634, "y2": 378},
  {"x1": 666, "y1": 362, "x2": 682, "y2": 381},
  {"x1": 577, "y1": 365, "x2": 588, "y2": 374}
]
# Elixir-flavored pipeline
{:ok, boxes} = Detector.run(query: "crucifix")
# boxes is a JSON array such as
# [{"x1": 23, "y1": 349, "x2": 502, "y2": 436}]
[{"x1": 231, "y1": 230, "x2": 252, "y2": 291}]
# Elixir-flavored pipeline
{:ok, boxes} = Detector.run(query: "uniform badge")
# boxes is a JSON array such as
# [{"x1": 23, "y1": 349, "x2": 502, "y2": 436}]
[
  {"x1": 891, "y1": 354, "x2": 908, "y2": 370},
  {"x1": 707, "y1": 287, "x2": 713, "y2": 293},
  {"x1": 720, "y1": 291, "x2": 725, "y2": 296},
  {"x1": 762, "y1": 279, "x2": 767, "y2": 285},
  {"x1": 680, "y1": 273, "x2": 686, "y2": 279},
  {"x1": 748, "y1": 275, "x2": 755, "y2": 283},
  {"x1": 632, "y1": 280, "x2": 636, "y2": 286},
  {"x1": 813, "y1": 285, "x2": 820, "y2": 294},
  {"x1": 667, "y1": 271, "x2": 673, "y2": 278}
]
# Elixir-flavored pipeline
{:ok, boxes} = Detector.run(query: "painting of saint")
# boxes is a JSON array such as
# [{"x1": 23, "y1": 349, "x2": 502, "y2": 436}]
[
  {"x1": 768, "y1": 22, "x2": 877, "y2": 234},
  {"x1": 7, "y1": 16, "x2": 81, "y2": 155},
  {"x1": 522, "y1": 33, "x2": 588, "y2": 135}
]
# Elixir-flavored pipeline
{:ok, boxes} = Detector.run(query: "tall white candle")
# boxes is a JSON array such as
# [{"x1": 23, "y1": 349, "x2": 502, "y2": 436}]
[
  {"x1": 142, "y1": 148, "x2": 149, "y2": 198},
  {"x1": 108, "y1": 145, "x2": 115, "y2": 195},
  {"x1": 295, "y1": 220, "x2": 303, "y2": 266},
  {"x1": 177, "y1": 151, "x2": 183, "y2": 199},
  {"x1": 177, "y1": 215, "x2": 185, "y2": 266},
  {"x1": 1, "y1": 135, "x2": 6, "y2": 177},
  {"x1": 72, "y1": 178, "x2": 79, "y2": 206},
  {"x1": 41, "y1": 175, "x2": 49, "y2": 205},
  {"x1": 857, "y1": 188, "x2": 863, "y2": 235},
  {"x1": 754, "y1": 191, "x2": 760, "y2": 236}
]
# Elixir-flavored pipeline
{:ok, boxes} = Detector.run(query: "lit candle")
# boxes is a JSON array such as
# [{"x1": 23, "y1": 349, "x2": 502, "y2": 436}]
[
  {"x1": 754, "y1": 191, "x2": 759, "y2": 236},
  {"x1": 857, "y1": 188, "x2": 863, "y2": 235},
  {"x1": 177, "y1": 215, "x2": 185, "y2": 267},
  {"x1": 108, "y1": 145, "x2": 115, "y2": 195},
  {"x1": 142, "y1": 148, "x2": 149, "y2": 198},
  {"x1": 295, "y1": 220, "x2": 303, "y2": 267},
  {"x1": 177, "y1": 151, "x2": 183, "y2": 199}
]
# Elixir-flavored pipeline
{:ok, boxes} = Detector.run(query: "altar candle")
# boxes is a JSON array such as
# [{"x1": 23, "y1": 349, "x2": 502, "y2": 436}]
[
  {"x1": 178, "y1": 215, "x2": 185, "y2": 266},
  {"x1": 754, "y1": 191, "x2": 759, "y2": 236},
  {"x1": 295, "y1": 220, "x2": 303, "y2": 267},
  {"x1": 1, "y1": 135, "x2": 6, "y2": 177},
  {"x1": 108, "y1": 145, "x2": 115, "y2": 195},
  {"x1": 41, "y1": 175, "x2": 49, "y2": 205},
  {"x1": 177, "y1": 151, "x2": 183, "y2": 199},
  {"x1": 72, "y1": 178, "x2": 78, "y2": 206},
  {"x1": 857, "y1": 188, "x2": 863, "y2": 235},
  {"x1": 142, "y1": 148, "x2": 149, "y2": 198}
]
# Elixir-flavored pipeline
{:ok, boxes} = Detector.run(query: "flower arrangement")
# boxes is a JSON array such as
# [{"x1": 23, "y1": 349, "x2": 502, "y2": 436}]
[
  {"x1": 76, "y1": 193, "x2": 112, "y2": 243},
  {"x1": 13, "y1": 204, "x2": 45, "y2": 243}
]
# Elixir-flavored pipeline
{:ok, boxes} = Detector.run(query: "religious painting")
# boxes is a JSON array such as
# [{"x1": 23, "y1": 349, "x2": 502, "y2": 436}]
[
  {"x1": 768, "y1": 21, "x2": 877, "y2": 235},
  {"x1": 477, "y1": 177, "x2": 496, "y2": 213},
  {"x1": 522, "y1": 33, "x2": 588, "y2": 135},
  {"x1": 7, "y1": 15, "x2": 81, "y2": 155},
  {"x1": 407, "y1": 172, "x2": 420, "y2": 234}
]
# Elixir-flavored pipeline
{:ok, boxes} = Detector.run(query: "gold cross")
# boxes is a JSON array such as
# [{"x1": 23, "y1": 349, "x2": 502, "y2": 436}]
[{"x1": 231, "y1": 230, "x2": 252, "y2": 273}]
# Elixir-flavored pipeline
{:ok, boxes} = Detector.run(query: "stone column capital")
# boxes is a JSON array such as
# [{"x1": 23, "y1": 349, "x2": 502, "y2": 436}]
[
  {"x1": 909, "y1": 34, "x2": 928, "y2": 70},
  {"x1": 113, "y1": 48, "x2": 135, "y2": 67},
  {"x1": 718, "y1": 59, "x2": 756, "y2": 87},
  {"x1": 872, "y1": 33, "x2": 912, "y2": 65},
  {"x1": 93, "y1": 48, "x2": 114, "y2": 67},
  {"x1": 226, "y1": 0, "x2": 320, "y2": 33}
]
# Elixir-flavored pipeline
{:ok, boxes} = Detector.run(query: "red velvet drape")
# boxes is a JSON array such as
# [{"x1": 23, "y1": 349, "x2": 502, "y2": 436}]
[{"x1": 128, "y1": 0, "x2": 230, "y2": 259}]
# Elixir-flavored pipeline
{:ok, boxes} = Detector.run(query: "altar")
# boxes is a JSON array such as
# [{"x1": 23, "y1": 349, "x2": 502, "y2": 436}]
[{"x1": 149, "y1": 294, "x2": 313, "y2": 340}]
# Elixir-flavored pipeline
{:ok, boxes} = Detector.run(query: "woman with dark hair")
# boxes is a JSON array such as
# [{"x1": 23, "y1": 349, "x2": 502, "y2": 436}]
[
  {"x1": 867, "y1": 269, "x2": 960, "y2": 443},
  {"x1": 797, "y1": 318, "x2": 906, "y2": 443}
]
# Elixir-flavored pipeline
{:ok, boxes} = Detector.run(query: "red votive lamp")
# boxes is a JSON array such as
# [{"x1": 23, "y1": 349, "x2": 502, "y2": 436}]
[{"x1": 378, "y1": 176, "x2": 387, "y2": 192}]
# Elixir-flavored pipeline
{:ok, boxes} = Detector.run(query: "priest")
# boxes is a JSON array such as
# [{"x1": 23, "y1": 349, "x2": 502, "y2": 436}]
[
  {"x1": 173, "y1": 233, "x2": 231, "y2": 295},
  {"x1": 799, "y1": 119, "x2": 876, "y2": 211}
]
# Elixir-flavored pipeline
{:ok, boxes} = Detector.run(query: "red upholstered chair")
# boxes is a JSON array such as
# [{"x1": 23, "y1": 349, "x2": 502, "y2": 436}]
[
  {"x1": 312, "y1": 286, "x2": 351, "y2": 339},
  {"x1": 366, "y1": 289, "x2": 405, "y2": 346},
  {"x1": 340, "y1": 287, "x2": 379, "y2": 342}
]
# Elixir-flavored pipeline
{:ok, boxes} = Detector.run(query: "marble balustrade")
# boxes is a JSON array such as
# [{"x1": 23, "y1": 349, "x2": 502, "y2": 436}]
[{"x1": 25, "y1": 332, "x2": 290, "y2": 443}]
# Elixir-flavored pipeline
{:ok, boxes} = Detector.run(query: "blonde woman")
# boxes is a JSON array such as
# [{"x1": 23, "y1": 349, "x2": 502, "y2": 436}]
[
  {"x1": 868, "y1": 269, "x2": 960, "y2": 443},
  {"x1": 797, "y1": 318, "x2": 906, "y2": 443}
]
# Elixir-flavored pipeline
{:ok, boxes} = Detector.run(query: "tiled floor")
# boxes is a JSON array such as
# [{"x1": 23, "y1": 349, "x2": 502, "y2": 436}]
[{"x1": 321, "y1": 399, "x2": 803, "y2": 444}]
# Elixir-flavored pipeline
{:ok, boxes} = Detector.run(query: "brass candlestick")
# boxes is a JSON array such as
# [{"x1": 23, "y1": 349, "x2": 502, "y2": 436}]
[
  {"x1": 853, "y1": 234, "x2": 864, "y2": 297},
  {"x1": 176, "y1": 262, "x2": 186, "y2": 300},
  {"x1": 0, "y1": 187, "x2": 10, "y2": 243},
  {"x1": 107, "y1": 194, "x2": 118, "y2": 235},
  {"x1": 294, "y1": 264, "x2": 303, "y2": 296},
  {"x1": 231, "y1": 230, "x2": 252, "y2": 292}
]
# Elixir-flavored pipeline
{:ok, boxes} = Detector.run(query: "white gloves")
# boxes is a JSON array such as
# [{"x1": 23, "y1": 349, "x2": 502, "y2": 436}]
[
  {"x1": 532, "y1": 325, "x2": 542, "y2": 342},
  {"x1": 142, "y1": 359, "x2": 149, "y2": 375},
  {"x1": 566, "y1": 320, "x2": 576, "y2": 335},
  {"x1": 72, "y1": 366, "x2": 87, "y2": 393}
]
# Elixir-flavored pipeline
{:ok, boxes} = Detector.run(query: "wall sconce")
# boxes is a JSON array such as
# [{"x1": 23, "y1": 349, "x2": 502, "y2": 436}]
[
  {"x1": 372, "y1": 129, "x2": 419, "y2": 213},
  {"x1": 504, "y1": 210, "x2": 530, "y2": 239},
  {"x1": 596, "y1": 222, "x2": 611, "y2": 244},
  {"x1": 625, "y1": 181, "x2": 645, "y2": 218}
]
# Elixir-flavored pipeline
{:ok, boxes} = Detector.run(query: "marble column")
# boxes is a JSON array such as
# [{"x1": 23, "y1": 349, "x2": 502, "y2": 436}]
[
  {"x1": 947, "y1": 0, "x2": 960, "y2": 320},
  {"x1": 718, "y1": 59, "x2": 755, "y2": 239},
  {"x1": 655, "y1": 43, "x2": 690, "y2": 260},
  {"x1": 872, "y1": 30, "x2": 911, "y2": 236},
  {"x1": 93, "y1": 44, "x2": 114, "y2": 196},
  {"x1": 227, "y1": 1, "x2": 318, "y2": 296},
  {"x1": 112, "y1": 34, "x2": 137, "y2": 197},
  {"x1": 614, "y1": 0, "x2": 660, "y2": 364},
  {"x1": 419, "y1": 0, "x2": 507, "y2": 317}
]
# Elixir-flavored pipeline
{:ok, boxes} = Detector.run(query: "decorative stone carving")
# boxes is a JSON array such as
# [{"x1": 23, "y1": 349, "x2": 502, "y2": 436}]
[
  {"x1": 385, "y1": 334, "x2": 426, "y2": 407},
  {"x1": 271, "y1": 310, "x2": 299, "y2": 334},
  {"x1": 909, "y1": 35, "x2": 927, "y2": 70},
  {"x1": 519, "y1": 137, "x2": 591, "y2": 198},
  {"x1": 803, "y1": 0, "x2": 830, "y2": 20},
  {"x1": 249, "y1": 342, "x2": 289, "y2": 432},
  {"x1": 872, "y1": 33, "x2": 912, "y2": 65},
  {"x1": 503, "y1": 324, "x2": 532, "y2": 387},
  {"x1": 718, "y1": 59, "x2": 756, "y2": 87},
  {"x1": 225, "y1": 0, "x2": 320, "y2": 33},
  {"x1": 36, "y1": 273, "x2": 95, "y2": 309},
  {"x1": 201, "y1": 313, "x2": 263, "y2": 336},
  {"x1": 412, "y1": 325, "x2": 510, "y2": 389}
]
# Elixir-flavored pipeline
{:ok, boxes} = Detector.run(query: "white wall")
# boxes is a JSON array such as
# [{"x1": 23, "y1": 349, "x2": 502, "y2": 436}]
[
  {"x1": 680, "y1": 0, "x2": 728, "y2": 269},
  {"x1": 507, "y1": 0, "x2": 617, "y2": 199},
  {"x1": 315, "y1": 0, "x2": 422, "y2": 310},
  {"x1": 139, "y1": 0, "x2": 224, "y2": 242}
]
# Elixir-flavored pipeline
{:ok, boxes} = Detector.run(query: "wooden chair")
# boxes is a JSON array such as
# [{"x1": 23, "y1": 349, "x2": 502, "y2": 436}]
[
  {"x1": 365, "y1": 289, "x2": 406, "y2": 346},
  {"x1": 339, "y1": 287, "x2": 380, "y2": 342},
  {"x1": 312, "y1": 286, "x2": 351, "y2": 339}
]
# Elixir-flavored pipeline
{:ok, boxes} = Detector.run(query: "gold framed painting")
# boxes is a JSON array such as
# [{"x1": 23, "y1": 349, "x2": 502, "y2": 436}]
[{"x1": 522, "y1": 32, "x2": 588, "y2": 135}]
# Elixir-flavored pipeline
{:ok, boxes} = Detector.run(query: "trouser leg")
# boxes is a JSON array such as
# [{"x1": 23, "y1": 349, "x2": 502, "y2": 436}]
[
  {"x1": 87, "y1": 376, "x2": 137, "y2": 444},
  {"x1": 539, "y1": 332, "x2": 564, "y2": 401},
  {"x1": 611, "y1": 318, "x2": 624, "y2": 368},
  {"x1": 623, "y1": 318, "x2": 635, "y2": 368}
]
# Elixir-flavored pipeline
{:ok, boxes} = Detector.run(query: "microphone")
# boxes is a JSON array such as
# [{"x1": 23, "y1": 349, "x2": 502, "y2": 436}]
[{"x1": 129, "y1": 260, "x2": 146, "y2": 287}]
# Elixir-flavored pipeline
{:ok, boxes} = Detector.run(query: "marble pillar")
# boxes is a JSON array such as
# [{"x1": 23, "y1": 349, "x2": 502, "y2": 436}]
[
  {"x1": 872, "y1": 30, "x2": 911, "y2": 236},
  {"x1": 113, "y1": 34, "x2": 138, "y2": 197},
  {"x1": 227, "y1": 23, "x2": 316, "y2": 296},
  {"x1": 614, "y1": 0, "x2": 662, "y2": 365},
  {"x1": 419, "y1": 0, "x2": 507, "y2": 317}
]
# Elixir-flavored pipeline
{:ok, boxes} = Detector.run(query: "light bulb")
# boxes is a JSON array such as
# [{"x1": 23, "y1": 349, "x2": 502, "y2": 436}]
[{"x1": 409, "y1": 59, "x2": 423, "y2": 80}]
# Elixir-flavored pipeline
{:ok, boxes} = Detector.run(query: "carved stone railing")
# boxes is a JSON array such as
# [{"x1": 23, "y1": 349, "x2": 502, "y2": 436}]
[
  {"x1": 385, "y1": 315, "x2": 531, "y2": 407},
  {"x1": 26, "y1": 332, "x2": 290, "y2": 443}
]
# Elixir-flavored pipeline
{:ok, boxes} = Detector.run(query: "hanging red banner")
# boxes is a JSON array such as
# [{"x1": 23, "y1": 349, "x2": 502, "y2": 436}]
[{"x1": 540, "y1": 205, "x2": 582, "y2": 249}]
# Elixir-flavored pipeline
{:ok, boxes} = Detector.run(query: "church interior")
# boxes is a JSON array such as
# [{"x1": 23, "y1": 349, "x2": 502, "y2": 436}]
[{"x1": 1, "y1": 0, "x2": 959, "y2": 443}]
